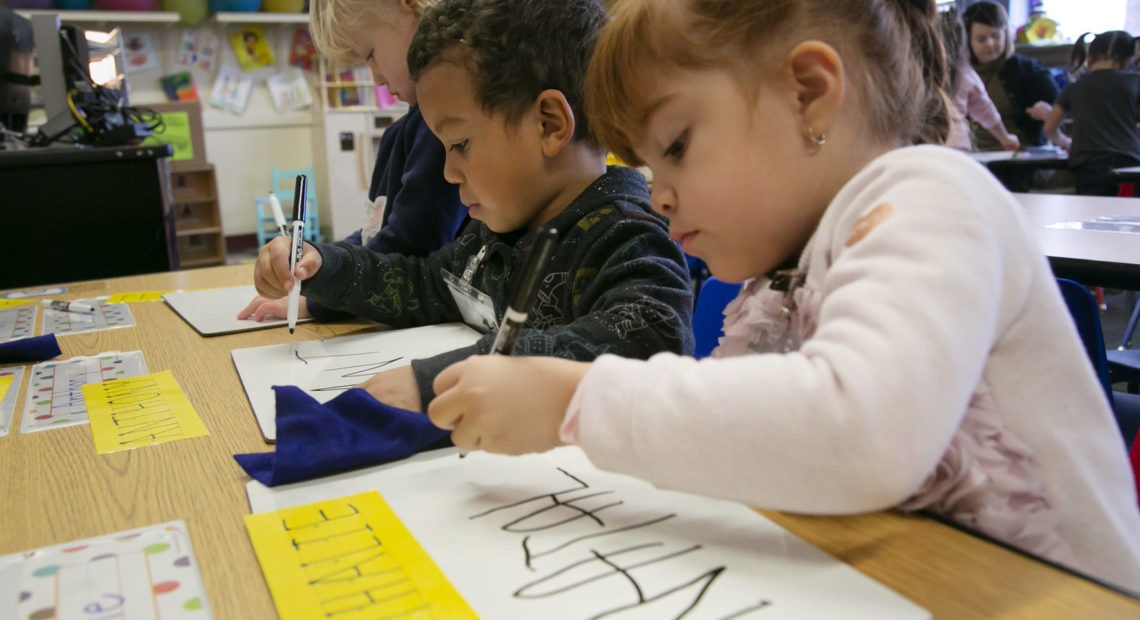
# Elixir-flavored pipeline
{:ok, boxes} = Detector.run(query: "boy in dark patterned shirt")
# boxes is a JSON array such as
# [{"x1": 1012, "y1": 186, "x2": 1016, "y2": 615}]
[{"x1": 253, "y1": 0, "x2": 692, "y2": 411}]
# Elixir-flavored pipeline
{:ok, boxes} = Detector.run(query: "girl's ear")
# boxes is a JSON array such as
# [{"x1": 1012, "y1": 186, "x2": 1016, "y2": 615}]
[
  {"x1": 534, "y1": 89, "x2": 576, "y2": 158},
  {"x1": 784, "y1": 41, "x2": 844, "y2": 143}
]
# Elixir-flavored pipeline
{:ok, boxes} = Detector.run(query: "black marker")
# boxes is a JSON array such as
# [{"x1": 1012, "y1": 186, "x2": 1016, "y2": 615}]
[
  {"x1": 490, "y1": 227, "x2": 559, "y2": 355},
  {"x1": 459, "y1": 227, "x2": 557, "y2": 459}
]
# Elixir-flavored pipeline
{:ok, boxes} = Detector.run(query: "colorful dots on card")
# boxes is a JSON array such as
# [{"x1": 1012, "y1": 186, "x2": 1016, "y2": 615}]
[
  {"x1": 27, "y1": 607, "x2": 55, "y2": 620},
  {"x1": 153, "y1": 580, "x2": 180, "y2": 594},
  {"x1": 183, "y1": 597, "x2": 204, "y2": 611},
  {"x1": 61, "y1": 545, "x2": 88, "y2": 553},
  {"x1": 143, "y1": 542, "x2": 170, "y2": 555},
  {"x1": 31, "y1": 565, "x2": 60, "y2": 578},
  {"x1": 174, "y1": 555, "x2": 191, "y2": 567}
]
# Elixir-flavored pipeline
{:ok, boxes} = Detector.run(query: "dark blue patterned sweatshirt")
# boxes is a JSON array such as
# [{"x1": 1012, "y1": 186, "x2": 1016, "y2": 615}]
[{"x1": 301, "y1": 165, "x2": 694, "y2": 406}]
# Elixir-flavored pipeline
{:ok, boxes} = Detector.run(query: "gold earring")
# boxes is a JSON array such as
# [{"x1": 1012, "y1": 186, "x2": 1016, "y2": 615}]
[{"x1": 806, "y1": 126, "x2": 827, "y2": 147}]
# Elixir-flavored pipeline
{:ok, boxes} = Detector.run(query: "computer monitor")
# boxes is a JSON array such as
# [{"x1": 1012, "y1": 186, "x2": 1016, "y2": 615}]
[
  {"x1": 29, "y1": 13, "x2": 136, "y2": 146},
  {"x1": 0, "y1": 8, "x2": 34, "y2": 137}
]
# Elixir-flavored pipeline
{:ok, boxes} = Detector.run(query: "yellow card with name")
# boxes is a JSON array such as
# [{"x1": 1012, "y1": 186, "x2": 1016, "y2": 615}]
[
  {"x1": 83, "y1": 370, "x2": 208, "y2": 454},
  {"x1": 0, "y1": 299, "x2": 32, "y2": 309},
  {"x1": 0, "y1": 375, "x2": 13, "y2": 402},
  {"x1": 107, "y1": 291, "x2": 172, "y2": 303},
  {"x1": 245, "y1": 491, "x2": 476, "y2": 620}
]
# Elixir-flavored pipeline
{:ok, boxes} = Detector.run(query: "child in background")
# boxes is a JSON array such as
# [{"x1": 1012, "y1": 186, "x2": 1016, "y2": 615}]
[
  {"x1": 1044, "y1": 31, "x2": 1140, "y2": 196},
  {"x1": 239, "y1": 0, "x2": 466, "y2": 322},
  {"x1": 428, "y1": 0, "x2": 1140, "y2": 592},
  {"x1": 252, "y1": 0, "x2": 693, "y2": 412},
  {"x1": 940, "y1": 8, "x2": 1019, "y2": 151}
]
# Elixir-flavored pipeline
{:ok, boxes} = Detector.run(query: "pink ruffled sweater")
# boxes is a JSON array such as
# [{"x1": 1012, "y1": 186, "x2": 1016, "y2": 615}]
[
  {"x1": 947, "y1": 66, "x2": 1005, "y2": 150},
  {"x1": 562, "y1": 146, "x2": 1140, "y2": 593}
]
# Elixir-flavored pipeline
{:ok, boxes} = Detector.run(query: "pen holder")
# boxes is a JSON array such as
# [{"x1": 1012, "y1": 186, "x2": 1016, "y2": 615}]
[
  {"x1": 163, "y1": 0, "x2": 209, "y2": 25},
  {"x1": 4, "y1": 0, "x2": 53, "y2": 8},
  {"x1": 94, "y1": 0, "x2": 159, "y2": 9},
  {"x1": 208, "y1": 0, "x2": 261, "y2": 11},
  {"x1": 263, "y1": 0, "x2": 303, "y2": 11}
]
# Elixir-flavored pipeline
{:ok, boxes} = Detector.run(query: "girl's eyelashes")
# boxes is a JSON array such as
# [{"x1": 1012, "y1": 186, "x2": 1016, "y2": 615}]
[
  {"x1": 449, "y1": 139, "x2": 469, "y2": 153},
  {"x1": 663, "y1": 130, "x2": 689, "y2": 159}
]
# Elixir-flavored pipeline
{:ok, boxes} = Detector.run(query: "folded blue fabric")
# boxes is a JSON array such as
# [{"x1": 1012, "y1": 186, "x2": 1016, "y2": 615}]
[
  {"x1": 0, "y1": 334, "x2": 61, "y2": 364},
  {"x1": 234, "y1": 385, "x2": 449, "y2": 486}
]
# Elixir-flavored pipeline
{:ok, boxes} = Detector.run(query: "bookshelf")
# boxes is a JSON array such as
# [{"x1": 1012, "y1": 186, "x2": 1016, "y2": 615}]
[{"x1": 170, "y1": 163, "x2": 227, "y2": 268}]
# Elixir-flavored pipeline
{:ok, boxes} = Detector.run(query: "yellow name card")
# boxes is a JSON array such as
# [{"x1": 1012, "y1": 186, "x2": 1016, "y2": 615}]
[
  {"x1": 0, "y1": 375, "x2": 13, "y2": 402},
  {"x1": 83, "y1": 370, "x2": 208, "y2": 454},
  {"x1": 245, "y1": 491, "x2": 475, "y2": 620},
  {"x1": 0, "y1": 299, "x2": 33, "y2": 309},
  {"x1": 107, "y1": 291, "x2": 172, "y2": 303}
]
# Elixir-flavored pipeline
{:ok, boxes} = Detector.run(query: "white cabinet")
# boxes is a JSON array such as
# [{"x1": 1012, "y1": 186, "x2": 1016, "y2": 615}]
[{"x1": 313, "y1": 60, "x2": 407, "y2": 240}]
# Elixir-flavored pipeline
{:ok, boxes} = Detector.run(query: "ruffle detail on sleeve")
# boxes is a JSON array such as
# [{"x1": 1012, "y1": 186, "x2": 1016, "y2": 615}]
[
  {"x1": 713, "y1": 278, "x2": 822, "y2": 357},
  {"x1": 899, "y1": 383, "x2": 1077, "y2": 569}
]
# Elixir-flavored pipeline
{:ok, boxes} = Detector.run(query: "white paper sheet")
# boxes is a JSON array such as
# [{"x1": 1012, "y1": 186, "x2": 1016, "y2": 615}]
[
  {"x1": 246, "y1": 447, "x2": 930, "y2": 620},
  {"x1": 230, "y1": 323, "x2": 482, "y2": 441},
  {"x1": 163, "y1": 285, "x2": 312, "y2": 336}
]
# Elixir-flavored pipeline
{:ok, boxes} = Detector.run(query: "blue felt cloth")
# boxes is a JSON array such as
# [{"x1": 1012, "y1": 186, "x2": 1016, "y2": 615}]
[
  {"x1": 0, "y1": 334, "x2": 61, "y2": 364},
  {"x1": 234, "y1": 385, "x2": 449, "y2": 486}
]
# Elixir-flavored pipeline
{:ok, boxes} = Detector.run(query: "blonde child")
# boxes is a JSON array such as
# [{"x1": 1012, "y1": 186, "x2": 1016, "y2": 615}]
[
  {"x1": 1044, "y1": 30, "x2": 1140, "y2": 196},
  {"x1": 239, "y1": 0, "x2": 466, "y2": 322},
  {"x1": 429, "y1": 0, "x2": 1140, "y2": 593},
  {"x1": 253, "y1": 0, "x2": 693, "y2": 412}
]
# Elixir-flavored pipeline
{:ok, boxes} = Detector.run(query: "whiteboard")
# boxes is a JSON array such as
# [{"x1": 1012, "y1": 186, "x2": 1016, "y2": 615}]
[
  {"x1": 163, "y1": 285, "x2": 312, "y2": 336},
  {"x1": 231, "y1": 323, "x2": 482, "y2": 441},
  {"x1": 246, "y1": 446, "x2": 930, "y2": 619}
]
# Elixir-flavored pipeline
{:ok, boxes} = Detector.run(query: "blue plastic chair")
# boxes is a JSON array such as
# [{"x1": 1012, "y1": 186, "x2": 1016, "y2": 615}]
[
  {"x1": 1106, "y1": 297, "x2": 1140, "y2": 393},
  {"x1": 1057, "y1": 278, "x2": 1140, "y2": 450},
  {"x1": 255, "y1": 165, "x2": 323, "y2": 247},
  {"x1": 692, "y1": 276, "x2": 743, "y2": 359}
]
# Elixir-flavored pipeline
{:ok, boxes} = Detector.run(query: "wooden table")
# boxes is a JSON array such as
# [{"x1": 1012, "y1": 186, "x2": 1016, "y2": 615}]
[
  {"x1": 1015, "y1": 192, "x2": 1140, "y2": 289},
  {"x1": 1, "y1": 265, "x2": 1138, "y2": 618}
]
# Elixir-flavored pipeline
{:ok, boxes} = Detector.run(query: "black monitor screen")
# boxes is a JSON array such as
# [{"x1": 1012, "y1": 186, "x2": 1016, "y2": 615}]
[{"x1": 0, "y1": 8, "x2": 34, "y2": 135}]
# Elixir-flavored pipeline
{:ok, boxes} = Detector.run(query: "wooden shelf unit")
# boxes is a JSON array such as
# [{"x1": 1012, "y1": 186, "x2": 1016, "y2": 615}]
[{"x1": 170, "y1": 163, "x2": 226, "y2": 268}]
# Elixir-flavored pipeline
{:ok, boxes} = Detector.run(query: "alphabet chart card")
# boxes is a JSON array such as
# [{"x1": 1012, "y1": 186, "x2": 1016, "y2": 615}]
[
  {"x1": 20, "y1": 351, "x2": 148, "y2": 434},
  {"x1": 246, "y1": 491, "x2": 476, "y2": 619},
  {"x1": 42, "y1": 298, "x2": 135, "y2": 336},
  {"x1": 247, "y1": 448, "x2": 930, "y2": 619},
  {"x1": 0, "y1": 366, "x2": 24, "y2": 436},
  {"x1": 0, "y1": 520, "x2": 213, "y2": 619},
  {"x1": 84, "y1": 370, "x2": 209, "y2": 454},
  {"x1": 0, "y1": 304, "x2": 37, "y2": 343}
]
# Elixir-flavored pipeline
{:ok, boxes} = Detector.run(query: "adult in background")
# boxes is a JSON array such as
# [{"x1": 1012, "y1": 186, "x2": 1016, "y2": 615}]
[{"x1": 963, "y1": 1, "x2": 1059, "y2": 151}]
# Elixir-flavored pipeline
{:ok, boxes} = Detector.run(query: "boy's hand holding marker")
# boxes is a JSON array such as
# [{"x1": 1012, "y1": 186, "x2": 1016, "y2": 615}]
[{"x1": 252, "y1": 236, "x2": 323, "y2": 301}]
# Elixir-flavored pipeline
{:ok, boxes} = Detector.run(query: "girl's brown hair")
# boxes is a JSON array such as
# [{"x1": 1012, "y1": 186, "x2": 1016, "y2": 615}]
[{"x1": 585, "y1": 0, "x2": 948, "y2": 166}]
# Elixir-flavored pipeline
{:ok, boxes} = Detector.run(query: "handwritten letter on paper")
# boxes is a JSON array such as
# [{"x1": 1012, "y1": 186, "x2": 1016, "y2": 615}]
[
  {"x1": 245, "y1": 491, "x2": 475, "y2": 619},
  {"x1": 84, "y1": 370, "x2": 208, "y2": 453}
]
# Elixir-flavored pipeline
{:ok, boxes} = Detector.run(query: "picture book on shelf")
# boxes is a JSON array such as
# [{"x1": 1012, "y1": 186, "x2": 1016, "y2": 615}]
[
  {"x1": 160, "y1": 71, "x2": 199, "y2": 102},
  {"x1": 267, "y1": 68, "x2": 313, "y2": 114},
  {"x1": 209, "y1": 64, "x2": 253, "y2": 115},
  {"x1": 229, "y1": 26, "x2": 275, "y2": 73},
  {"x1": 288, "y1": 28, "x2": 317, "y2": 72}
]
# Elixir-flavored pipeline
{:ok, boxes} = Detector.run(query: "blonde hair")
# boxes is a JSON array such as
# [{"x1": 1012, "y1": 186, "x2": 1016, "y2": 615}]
[
  {"x1": 310, "y1": 0, "x2": 437, "y2": 66},
  {"x1": 586, "y1": 0, "x2": 948, "y2": 165}
]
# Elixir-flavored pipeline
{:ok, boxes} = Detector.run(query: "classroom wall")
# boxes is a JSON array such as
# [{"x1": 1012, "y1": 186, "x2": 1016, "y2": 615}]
[{"x1": 116, "y1": 21, "x2": 317, "y2": 240}]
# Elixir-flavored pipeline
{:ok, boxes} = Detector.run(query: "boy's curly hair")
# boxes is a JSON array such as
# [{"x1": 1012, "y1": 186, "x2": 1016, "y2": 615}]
[{"x1": 408, "y1": 0, "x2": 607, "y2": 144}]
